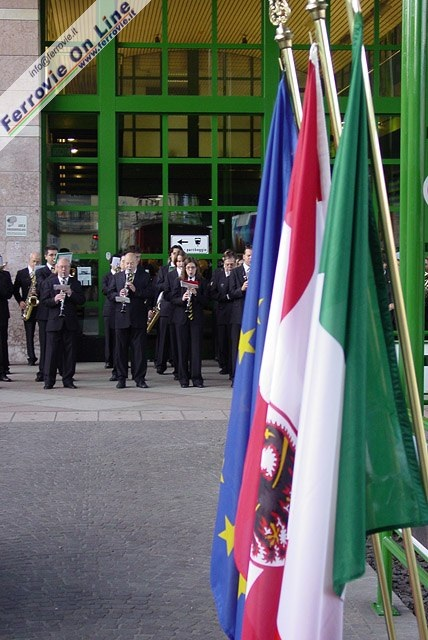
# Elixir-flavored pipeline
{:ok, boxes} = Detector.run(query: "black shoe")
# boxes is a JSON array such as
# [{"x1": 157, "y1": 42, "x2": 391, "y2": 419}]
[
  {"x1": 109, "y1": 374, "x2": 118, "y2": 382},
  {"x1": 44, "y1": 384, "x2": 54, "y2": 389},
  {"x1": 28, "y1": 358, "x2": 38, "y2": 366},
  {"x1": 63, "y1": 382, "x2": 77, "y2": 389},
  {"x1": 136, "y1": 381, "x2": 148, "y2": 388},
  {"x1": 35, "y1": 373, "x2": 44, "y2": 382},
  {"x1": 193, "y1": 382, "x2": 205, "y2": 388},
  {"x1": 0, "y1": 374, "x2": 12, "y2": 382},
  {"x1": 104, "y1": 362, "x2": 113, "y2": 368},
  {"x1": 180, "y1": 383, "x2": 189, "y2": 388},
  {"x1": 173, "y1": 373, "x2": 179, "y2": 380},
  {"x1": 116, "y1": 380, "x2": 126, "y2": 389},
  {"x1": 219, "y1": 368, "x2": 228, "y2": 375},
  {"x1": 156, "y1": 367, "x2": 166, "y2": 375}
]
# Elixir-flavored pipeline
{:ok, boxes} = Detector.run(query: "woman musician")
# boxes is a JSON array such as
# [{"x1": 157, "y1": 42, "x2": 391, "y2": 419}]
[{"x1": 170, "y1": 257, "x2": 208, "y2": 388}]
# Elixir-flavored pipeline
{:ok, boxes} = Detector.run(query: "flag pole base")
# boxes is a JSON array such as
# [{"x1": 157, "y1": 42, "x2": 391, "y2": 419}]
[{"x1": 371, "y1": 602, "x2": 400, "y2": 617}]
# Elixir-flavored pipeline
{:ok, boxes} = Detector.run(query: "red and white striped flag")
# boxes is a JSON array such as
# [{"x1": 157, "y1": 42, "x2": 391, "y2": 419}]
[{"x1": 233, "y1": 45, "x2": 331, "y2": 639}]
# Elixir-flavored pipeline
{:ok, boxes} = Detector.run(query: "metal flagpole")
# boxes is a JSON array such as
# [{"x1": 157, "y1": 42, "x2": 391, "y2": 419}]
[
  {"x1": 305, "y1": 2, "x2": 423, "y2": 638},
  {"x1": 342, "y1": 1, "x2": 428, "y2": 637},
  {"x1": 268, "y1": 0, "x2": 303, "y2": 128}
]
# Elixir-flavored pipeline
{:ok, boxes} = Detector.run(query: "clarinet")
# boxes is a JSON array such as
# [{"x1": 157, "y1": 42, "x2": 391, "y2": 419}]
[
  {"x1": 59, "y1": 279, "x2": 66, "y2": 317},
  {"x1": 120, "y1": 270, "x2": 134, "y2": 312}
]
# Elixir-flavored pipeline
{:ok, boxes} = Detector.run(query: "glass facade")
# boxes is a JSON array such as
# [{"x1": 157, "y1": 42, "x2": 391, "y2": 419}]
[{"x1": 42, "y1": 0, "x2": 403, "y2": 337}]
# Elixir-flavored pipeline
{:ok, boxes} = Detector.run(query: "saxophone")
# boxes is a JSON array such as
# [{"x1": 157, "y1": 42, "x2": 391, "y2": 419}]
[{"x1": 22, "y1": 271, "x2": 39, "y2": 321}]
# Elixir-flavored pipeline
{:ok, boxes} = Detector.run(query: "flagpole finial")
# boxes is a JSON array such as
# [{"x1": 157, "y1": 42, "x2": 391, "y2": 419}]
[
  {"x1": 268, "y1": 0, "x2": 291, "y2": 27},
  {"x1": 306, "y1": 0, "x2": 328, "y2": 22}
]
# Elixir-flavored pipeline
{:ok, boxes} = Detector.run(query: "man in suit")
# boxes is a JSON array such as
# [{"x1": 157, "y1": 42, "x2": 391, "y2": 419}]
[
  {"x1": 35, "y1": 244, "x2": 58, "y2": 382},
  {"x1": 40, "y1": 257, "x2": 85, "y2": 389},
  {"x1": 13, "y1": 251, "x2": 41, "y2": 366},
  {"x1": 229, "y1": 243, "x2": 252, "y2": 384},
  {"x1": 153, "y1": 244, "x2": 182, "y2": 374},
  {"x1": 0, "y1": 256, "x2": 13, "y2": 381},
  {"x1": 102, "y1": 255, "x2": 121, "y2": 377},
  {"x1": 108, "y1": 252, "x2": 154, "y2": 389},
  {"x1": 209, "y1": 250, "x2": 236, "y2": 377}
]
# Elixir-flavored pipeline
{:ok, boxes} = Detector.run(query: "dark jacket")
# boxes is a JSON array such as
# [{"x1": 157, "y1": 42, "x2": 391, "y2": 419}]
[
  {"x1": 170, "y1": 276, "x2": 208, "y2": 326},
  {"x1": 209, "y1": 267, "x2": 233, "y2": 325},
  {"x1": 14, "y1": 267, "x2": 38, "y2": 320},
  {"x1": 108, "y1": 269, "x2": 154, "y2": 329},
  {"x1": 40, "y1": 274, "x2": 86, "y2": 332},
  {"x1": 0, "y1": 269, "x2": 13, "y2": 326},
  {"x1": 36, "y1": 265, "x2": 56, "y2": 321},
  {"x1": 228, "y1": 265, "x2": 248, "y2": 325}
]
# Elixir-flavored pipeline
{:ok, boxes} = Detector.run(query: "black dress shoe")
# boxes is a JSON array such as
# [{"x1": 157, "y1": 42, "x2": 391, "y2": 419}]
[
  {"x1": 28, "y1": 358, "x2": 37, "y2": 366},
  {"x1": 116, "y1": 380, "x2": 126, "y2": 389},
  {"x1": 104, "y1": 362, "x2": 113, "y2": 368},
  {"x1": 180, "y1": 383, "x2": 189, "y2": 388},
  {"x1": 136, "y1": 381, "x2": 148, "y2": 388},
  {"x1": 156, "y1": 367, "x2": 166, "y2": 375},
  {"x1": 109, "y1": 374, "x2": 118, "y2": 382},
  {"x1": 193, "y1": 382, "x2": 205, "y2": 388},
  {"x1": 63, "y1": 382, "x2": 77, "y2": 389},
  {"x1": 0, "y1": 374, "x2": 12, "y2": 382},
  {"x1": 35, "y1": 373, "x2": 44, "y2": 382},
  {"x1": 44, "y1": 384, "x2": 53, "y2": 389}
]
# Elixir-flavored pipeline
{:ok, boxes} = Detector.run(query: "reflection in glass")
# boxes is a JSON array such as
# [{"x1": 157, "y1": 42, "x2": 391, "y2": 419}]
[
  {"x1": 118, "y1": 210, "x2": 163, "y2": 254},
  {"x1": 333, "y1": 50, "x2": 352, "y2": 97},
  {"x1": 118, "y1": 49, "x2": 161, "y2": 95},
  {"x1": 168, "y1": 115, "x2": 211, "y2": 157},
  {"x1": 218, "y1": 164, "x2": 261, "y2": 206},
  {"x1": 377, "y1": 116, "x2": 400, "y2": 159},
  {"x1": 168, "y1": 164, "x2": 211, "y2": 205},
  {"x1": 168, "y1": 211, "x2": 212, "y2": 253},
  {"x1": 379, "y1": 50, "x2": 401, "y2": 97},
  {"x1": 218, "y1": 115, "x2": 261, "y2": 158},
  {"x1": 218, "y1": 51, "x2": 261, "y2": 96},
  {"x1": 119, "y1": 114, "x2": 161, "y2": 157},
  {"x1": 168, "y1": 50, "x2": 211, "y2": 95},
  {"x1": 47, "y1": 164, "x2": 98, "y2": 203},
  {"x1": 119, "y1": 164, "x2": 162, "y2": 198},
  {"x1": 46, "y1": 114, "x2": 98, "y2": 158},
  {"x1": 46, "y1": 211, "x2": 99, "y2": 254},
  {"x1": 383, "y1": 165, "x2": 400, "y2": 210}
]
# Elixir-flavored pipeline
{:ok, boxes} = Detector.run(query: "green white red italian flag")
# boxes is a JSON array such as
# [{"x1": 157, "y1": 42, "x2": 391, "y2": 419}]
[{"x1": 277, "y1": 13, "x2": 428, "y2": 639}]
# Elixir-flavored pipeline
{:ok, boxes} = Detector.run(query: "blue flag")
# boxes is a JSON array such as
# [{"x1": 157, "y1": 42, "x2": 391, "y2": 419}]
[{"x1": 210, "y1": 76, "x2": 297, "y2": 639}]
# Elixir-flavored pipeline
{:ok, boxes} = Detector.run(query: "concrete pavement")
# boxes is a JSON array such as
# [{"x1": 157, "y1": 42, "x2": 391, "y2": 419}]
[{"x1": 0, "y1": 361, "x2": 420, "y2": 639}]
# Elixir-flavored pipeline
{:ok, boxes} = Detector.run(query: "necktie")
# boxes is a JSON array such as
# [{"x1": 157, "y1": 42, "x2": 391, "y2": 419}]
[{"x1": 188, "y1": 295, "x2": 194, "y2": 321}]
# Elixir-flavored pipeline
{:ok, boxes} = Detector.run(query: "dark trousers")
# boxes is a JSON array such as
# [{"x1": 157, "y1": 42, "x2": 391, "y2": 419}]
[
  {"x1": 103, "y1": 316, "x2": 115, "y2": 366},
  {"x1": 115, "y1": 327, "x2": 147, "y2": 383},
  {"x1": 155, "y1": 316, "x2": 170, "y2": 370},
  {"x1": 23, "y1": 318, "x2": 37, "y2": 361},
  {"x1": 174, "y1": 321, "x2": 203, "y2": 385},
  {"x1": 37, "y1": 320, "x2": 47, "y2": 375},
  {"x1": 44, "y1": 329, "x2": 77, "y2": 386},
  {"x1": 0, "y1": 323, "x2": 9, "y2": 371},
  {"x1": 217, "y1": 323, "x2": 232, "y2": 373}
]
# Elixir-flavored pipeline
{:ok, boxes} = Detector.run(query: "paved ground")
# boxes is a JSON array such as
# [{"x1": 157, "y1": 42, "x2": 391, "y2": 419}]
[{"x1": 0, "y1": 361, "x2": 421, "y2": 639}]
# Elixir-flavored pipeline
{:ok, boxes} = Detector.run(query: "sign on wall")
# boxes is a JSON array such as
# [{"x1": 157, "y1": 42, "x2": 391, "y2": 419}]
[
  {"x1": 6, "y1": 214, "x2": 27, "y2": 236},
  {"x1": 170, "y1": 234, "x2": 209, "y2": 254}
]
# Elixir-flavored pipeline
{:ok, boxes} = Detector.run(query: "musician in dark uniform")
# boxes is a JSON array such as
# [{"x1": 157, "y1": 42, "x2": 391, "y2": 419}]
[
  {"x1": 153, "y1": 244, "x2": 182, "y2": 375},
  {"x1": 170, "y1": 257, "x2": 208, "y2": 388},
  {"x1": 13, "y1": 251, "x2": 41, "y2": 366},
  {"x1": 102, "y1": 255, "x2": 121, "y2": 377},
  {"x1": 108, "y1": 251, "x2": 154, "y2": 389},
  {"x1": 40, "y1": 257, "x2": 85, "y2": 389},
  {"x1": 35, "y1": 244, "x2": 58, "y2": 381},
  {"x1": 0, "y1": 256, "x2": 13, "y2": 381},
  {"x1": 228, "y1": 243, "x2": 252, "y2": 383},
  {"x1": 209, "y1": 250, "x2": 236, "y2": 377}
]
